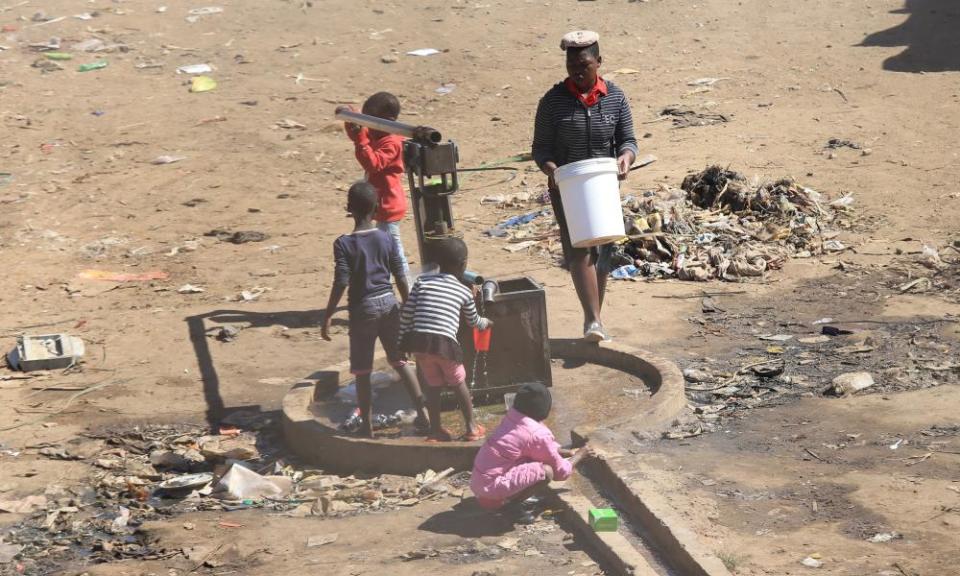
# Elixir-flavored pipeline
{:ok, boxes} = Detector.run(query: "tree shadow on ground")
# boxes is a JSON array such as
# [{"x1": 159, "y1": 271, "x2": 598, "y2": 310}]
[
  {"x1": 185, "y1": 307, "x2": 345, "y2": 427},
  {"x1": 419, "y1": 498, "x2": 516, "y2": 538},
  {"x1": 860, "y1": 0, "x2": 960, "y2": 72}
]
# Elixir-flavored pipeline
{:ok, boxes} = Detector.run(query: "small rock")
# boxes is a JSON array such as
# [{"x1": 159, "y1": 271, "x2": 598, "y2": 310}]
[
  {"x1": 199, "y1": 435, "x2": 259, "y2": 461},
  {"x1": 825, "y1": 372, "x2": 874, "y2": 396},
  {"x1": 381, "y1": 54, "x2": 398, "y2": 63},
  {"x1": 682, "y1": 368, "x2": 714, "y2": 383}
]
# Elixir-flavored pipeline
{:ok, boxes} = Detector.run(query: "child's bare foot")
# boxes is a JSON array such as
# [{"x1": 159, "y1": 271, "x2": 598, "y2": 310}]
[{"x1": 426, "y1": 428, "x2": 453, "y2": 442}]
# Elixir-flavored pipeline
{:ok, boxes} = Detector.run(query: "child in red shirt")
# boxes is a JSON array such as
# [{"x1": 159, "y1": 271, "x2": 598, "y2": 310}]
[{"x1": 337, "y1": 93, "x2": 410, "y2": 280}]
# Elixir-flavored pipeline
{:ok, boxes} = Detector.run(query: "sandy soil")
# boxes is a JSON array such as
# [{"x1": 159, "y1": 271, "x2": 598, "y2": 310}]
[{"x1": 2, "y1": 0, "x2": 959, "y2": 574}]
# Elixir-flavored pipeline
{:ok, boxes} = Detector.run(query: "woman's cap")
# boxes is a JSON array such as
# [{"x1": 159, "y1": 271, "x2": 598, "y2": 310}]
[
  {"x1": 513, "y1": 382, "x2": 552, "y2": 421},
  {"x1": 560, "y1": 30, "x2": 600, "y2": 50}
]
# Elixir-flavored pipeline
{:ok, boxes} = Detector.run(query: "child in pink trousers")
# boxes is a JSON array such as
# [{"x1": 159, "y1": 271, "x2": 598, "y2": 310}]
[{"x1": 471, "y1": 383, "x2": 590, "y2": 522}]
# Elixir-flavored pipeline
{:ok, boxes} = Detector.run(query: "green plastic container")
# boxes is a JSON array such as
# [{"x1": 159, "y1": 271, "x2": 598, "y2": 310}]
[
  {"x1": 589, "y1": 508, "x2": 619, "y2": 532},
  {"x1": 78, "y1": 60, "x2": 108, "y2": 72}
]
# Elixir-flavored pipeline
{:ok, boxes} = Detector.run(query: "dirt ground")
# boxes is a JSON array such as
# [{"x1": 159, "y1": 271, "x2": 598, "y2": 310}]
[{"x1": 2, "y1": 0, "x2": 959, "y2": 574}]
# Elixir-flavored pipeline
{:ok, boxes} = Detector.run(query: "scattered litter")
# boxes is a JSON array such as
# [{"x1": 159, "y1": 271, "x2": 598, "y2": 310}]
[
  {"x1": 752, "y1": 363, "x2": 784, "y2": 378},
  {"x1": 406, "y1": 48, "x2": 440, "y2": 57},
  {"x1": 177, "y1": 284, "x2": 205, "y2": 294},
  {"x1": 659, "y1": 106, "x2": 729, "y2": 128},
  {"x1": 889, "y1": 438, "x2": 904, "y2": 450},
  {"x1": 0, "y1": 542, "x2": 22, "y2": 563},
  {"x1": 823, "y1": 239, "x2": 846, "y2": 252},
  {"x1": 919, "y1": 243, "x2": 945, "y2": 270},
  {"x1": 0, "y1": 495, "x2": 48, "y2": 514},
  {"x1": 898, "y1": 277, "x2": 931, "y2": 293},
  {"x1": 186, "y1": 6, "x2": 223, "y2": 22},
  {"x1": 801, "y1": 556, "x2": 823, "y2": 568},
  {"x1": 72, "y1": 38, "x2": 105, "y2": 52},
  {"x1": 662, "y1": 422, "x2": 704, "y2": 439},
  {"x1": 868, "y1": 532, "x2": 902, "y2": 543},
  {"x1": 759, "y1": 334, "x2": 793, "y2": 342},
  {"x1": 177, "y1": 63, "x2": 213, "y2": 74},
  {"x1": 205, "y1": 229, "x2": 270, "y2": 244},
  {"x1": 33, "y1": 59, "x2": 63, "y2": 72},
  {"x1": 435, "y1": 83, "x2": 456, "y2": 95},
  {"x1": 28, "y1": 37, "x2": 61, "y2": 51},
  {"x1": 190, "y1": 76, "x2": 217, "y2": 92},
  {"x1": 503, "y1": 241, "x2": 537, "y2": 253},
  {"x1": 484, "y1": 210, "x2": 549, "y2": 238},
  {"x1": 687, "y1": 77, "x2": 728, "y2": 86},
  {"x1": 275, "y1": 118, "x2": 306, "y2": 130},
  {"x1": 825, "y1": 372, "x2": 874, "y2": 396},
  {"x1": 610, "y1": 264, "x2": 642, "y2": 280},
  {"x1": 78, "y1": 269, "x2": 169, "y2": 282},
  {"x1": 799, "y1": 335, "x2": 831, "y2": 344},
  {"x1": 829, "y1": 195, "x2": 854, "y2": 208},
  {"x1": 306, "y1": 533, "x2": 339, "y2": 548},
  {"x1": 821, "y1": 325, "x2": 854, "y2": 336},
  {"x1": 826, "y1": 138, "x2": 861, "y2": 150},
  {"x1": 215, "y1": 465, "x2": 287, "y2": 500},
  {"x1": 152, "y1": 155, "x2": 186, "y2": 165},
  {"x1": 216, "y1": 325, "x2": 241, "y2": 342},
  {"x1": 43, "y1": 52, "x2": 72, "y2": 61},
  {"x1": 77, "y1": 60, "x2": 108, "y2": 72}
]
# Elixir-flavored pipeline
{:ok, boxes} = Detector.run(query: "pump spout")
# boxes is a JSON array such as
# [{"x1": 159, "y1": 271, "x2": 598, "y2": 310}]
[{"x1": 481, "y1": 280, "x2": 499, "y2": 305}]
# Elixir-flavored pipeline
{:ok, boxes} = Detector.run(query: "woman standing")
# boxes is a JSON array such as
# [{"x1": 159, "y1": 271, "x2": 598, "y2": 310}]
[{"x1": 532, "y1": 31, "x2": 638, "y2": 342}]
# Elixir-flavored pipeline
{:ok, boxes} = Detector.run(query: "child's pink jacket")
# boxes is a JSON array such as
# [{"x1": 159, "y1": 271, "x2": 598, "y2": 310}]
[{"x1": 470, "y1": 408, "x2": 572, "y2": 501}]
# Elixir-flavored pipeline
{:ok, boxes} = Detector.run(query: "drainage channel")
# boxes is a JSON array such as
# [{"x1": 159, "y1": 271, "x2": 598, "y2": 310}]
[
  {"x1": 557, "y1": 471, "x2": 677, "y2": 576},
  {"x1": 551, "y1": 453, "x2": 731, "y2": 576}
]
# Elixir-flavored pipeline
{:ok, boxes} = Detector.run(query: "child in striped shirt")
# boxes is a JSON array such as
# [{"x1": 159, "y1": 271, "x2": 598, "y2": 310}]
[{"x1": 399, "y1": 238, "x2": 490, "y2": 442}]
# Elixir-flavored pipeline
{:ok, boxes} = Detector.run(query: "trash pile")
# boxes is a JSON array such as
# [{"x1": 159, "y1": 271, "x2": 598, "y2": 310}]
[
  {"x1": 0, "y1": 419, "x2": 461, "y2": 572},
  {"x1": 482, "y1": 166, "x2": 854, "y2": 282},
  {"x1": 887, "y1": 240, "x2": 960, "y2": 302},
  {"x1": 610, "y1": 166, "x2": 854, "y2": 282}
]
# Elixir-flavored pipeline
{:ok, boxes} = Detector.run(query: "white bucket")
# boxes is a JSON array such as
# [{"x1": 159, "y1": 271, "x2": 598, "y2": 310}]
[{"x1": 555, "y1": 158, "x2": 625, "y2": 248}]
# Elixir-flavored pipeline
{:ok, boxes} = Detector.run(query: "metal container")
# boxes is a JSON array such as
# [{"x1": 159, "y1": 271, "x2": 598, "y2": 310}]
[{"x1": 459, "y1": 276, "x2": 552, "y2": 401}]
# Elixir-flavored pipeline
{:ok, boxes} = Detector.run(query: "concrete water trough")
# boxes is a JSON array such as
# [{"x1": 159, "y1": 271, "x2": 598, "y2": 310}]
[{"x1": 282, "y1": 339, "x2": 686, "y2": 476}]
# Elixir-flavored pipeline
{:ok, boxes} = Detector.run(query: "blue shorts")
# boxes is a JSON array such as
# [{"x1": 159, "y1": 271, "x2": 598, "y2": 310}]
[{"x1": 348, "y1": 292, "x2": 406, "y2": 375}]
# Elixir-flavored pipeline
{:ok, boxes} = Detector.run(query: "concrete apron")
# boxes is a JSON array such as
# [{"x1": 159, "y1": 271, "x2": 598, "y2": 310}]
[{"x1": 282, "y1": 339, "x2": 729, "y2": 576}]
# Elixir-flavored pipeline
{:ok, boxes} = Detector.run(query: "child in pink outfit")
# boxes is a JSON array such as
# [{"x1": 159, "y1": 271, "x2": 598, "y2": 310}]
[{"x1": 471, "y1": 383, "x2": 590, "y2": 515}]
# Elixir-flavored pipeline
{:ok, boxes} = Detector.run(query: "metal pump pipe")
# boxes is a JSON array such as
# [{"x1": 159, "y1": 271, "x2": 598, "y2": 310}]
[{"x1": 334, "y1": 110, "x2": 442, "y2": 144}]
